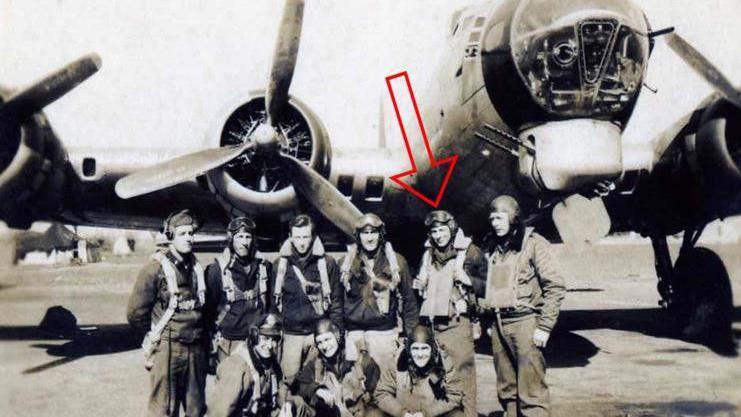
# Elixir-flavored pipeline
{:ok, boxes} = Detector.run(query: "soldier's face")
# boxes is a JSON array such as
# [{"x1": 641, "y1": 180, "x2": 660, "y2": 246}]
[
  {"x1": 410, "y1": 342, "x2": 432, "y2": 368},
  {"x1": 171, "y1": 225, "x2": 194, "y2": 254},
  {"x1": 231, "y1": 231, "x2": 253, "y2": 257},
  {"x1": 430, "y1": 225, "x2": 452, "y2": 248},
  {"x1": 359, "y1": 229, "x2": 381, "y2": 253},
  {"x1": 490, "y1": 212, "x2": 511, "y2": 237},
  {"x1": 254, "y1": 334, "x2": 278, "y2": 359},
  {"x1": 315, "y1": 331, "x2": 339, "y2": 358},
  {"x1": 290, "y1": 225, "x2": 313, "y2": 255}
]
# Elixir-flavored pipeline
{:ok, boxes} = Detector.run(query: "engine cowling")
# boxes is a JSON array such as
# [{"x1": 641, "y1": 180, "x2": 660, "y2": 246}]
[
  {"x1": 205, "y1": 91, "x2": 331, "y2": 220},
  {"x1": 0, "y1": 89, "x2": 69, "y2": 229},
  {"x1": 695, "y1": 98, "x2": 741, "y2": 207},
  {"x1": 631, "y1": 97, "x2": 741, "y2": 234}
]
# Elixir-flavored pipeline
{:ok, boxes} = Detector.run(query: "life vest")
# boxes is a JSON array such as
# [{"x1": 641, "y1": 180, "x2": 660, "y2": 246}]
[
  {"x1": 485, "y1": 227, "x2": 534, "y2": 311},
  {"x1": 273, "y1": 237, "x2": 331, "y2": 315},
  {"x1": 340, "y1": 242, "x2": 401, "y2": 315},
  {"x1": 416, "y1": 229, "x2": 472, "y2": 317}
]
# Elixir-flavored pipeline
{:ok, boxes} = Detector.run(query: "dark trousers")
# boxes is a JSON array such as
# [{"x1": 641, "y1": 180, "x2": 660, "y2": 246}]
[
  {"x1": 490, "y1": 315, "x2": 549, "y2": 417},
  {"x1": 148, "y1": 339, "x2": 208, "y2": 417}
]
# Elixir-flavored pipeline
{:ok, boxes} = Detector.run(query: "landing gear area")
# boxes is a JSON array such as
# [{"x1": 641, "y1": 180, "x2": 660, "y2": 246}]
[{"x1": 651, "y1": 230, "x2": 735, "y2": 354}]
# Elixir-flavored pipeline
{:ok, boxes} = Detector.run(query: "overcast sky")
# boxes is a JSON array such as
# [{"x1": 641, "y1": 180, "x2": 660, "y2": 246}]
[{"x1": 1, "y1": 0, "x2": 740, "y2": 155}]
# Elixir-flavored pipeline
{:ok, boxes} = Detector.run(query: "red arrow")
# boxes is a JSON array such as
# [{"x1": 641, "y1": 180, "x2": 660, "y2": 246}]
[{"x1": 385, "y1": 71, "x2": 458, "y2": 208}]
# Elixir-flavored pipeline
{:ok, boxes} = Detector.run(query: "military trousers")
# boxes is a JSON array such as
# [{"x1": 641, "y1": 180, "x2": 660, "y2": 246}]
[
  {"x1": 490, "y1": 315, "x2": 549, "y2": 417},
  {"x1": 431, "y1": 316, "x2": 477, "y2": 417},
  {"x1": 216, "y1": 337, "x2": 246, "y2": 363},
  {"x1": 280, "y1": 333, "x2": 316, "y2": 386},
  {"x1": 345, "y1": 329, "x2": 399, "y2": 371},
  {"x1": 148, "y1": 338, "x2": 208, "y2": 417}
]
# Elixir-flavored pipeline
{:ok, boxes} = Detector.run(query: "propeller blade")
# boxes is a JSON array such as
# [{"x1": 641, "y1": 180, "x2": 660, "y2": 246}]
[
  {"x1": 265, "y1": 0, "x2": 305, "y2": 126},
  {"x1": 115, "y1": 142, "x2": 254, "y2": 199},
  {"x1": 279, "y1": 153, "x2": 362, "y2": 237},
  {"x1": 0, "y1": 53, "x2": 102, "y2": 120},
  {"x1": 665, "y1": 33, "x2": 741, "y2": 108}
]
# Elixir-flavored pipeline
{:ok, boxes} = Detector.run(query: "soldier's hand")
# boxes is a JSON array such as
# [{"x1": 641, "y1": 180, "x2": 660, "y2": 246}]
[
  {"x1": 455, "y1": 273, "x2": 472, "y2": 287},
  {"x1": 396, "y1": 337, "x2": 407, "y2": 351},
  {"x1": 533, "y1": 328, "x2": 551, "y2": 348},
  {"x1": 316, "y1": 388, "x2": 335, "y2": 406},
  {"x1": 412, "y1": 278, "x2": 425, "y2": 291},
  {"x1": 454, "y1": 298, "x2": 468, "y2": 315}
]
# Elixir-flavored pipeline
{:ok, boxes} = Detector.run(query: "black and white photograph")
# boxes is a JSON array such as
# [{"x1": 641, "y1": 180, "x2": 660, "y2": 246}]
[{"x1": 1, "y1": 0, "x2": 740, "y2": 416}]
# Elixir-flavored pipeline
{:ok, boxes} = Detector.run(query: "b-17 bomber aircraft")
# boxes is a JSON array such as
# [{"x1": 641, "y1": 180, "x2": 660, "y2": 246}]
[{"x1": 1, "y1": 0, "x2": 739, "y2": 349}]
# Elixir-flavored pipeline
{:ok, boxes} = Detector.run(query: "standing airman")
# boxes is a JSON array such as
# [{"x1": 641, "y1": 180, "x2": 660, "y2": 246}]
[
  {"x1": 339, "y1": 213, "x2": 418, "y2": 370},
  {"x1": 271, "y1": 214, "x2": 344, "y2": 387},
  {"x1": 206, "y1": 216, "x2": 272, "y2": 363},
  {"x1": 412, "y1": 210, "x2": 487, "y2": 417},
  {"x1": 127, "y1": 209, "x2": 209, "y2": 417},
  {"x1": 480, "y1": 195, "x2": 566, "y2": 417}
]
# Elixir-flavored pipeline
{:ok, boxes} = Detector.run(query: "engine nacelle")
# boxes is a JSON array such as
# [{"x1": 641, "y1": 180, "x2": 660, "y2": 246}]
[
  {"x1": 695, "y1": 98, "x2": 741, "y2": 206},
  {"x1": 631, "y1": 97, "x2": 741, "y2": 234},
  {"x1": 0, "y1": 91, "x2": 69, "y2": 228},
  {"x1": 205, "y1": 91, "x2": 331, "y2": 220}
]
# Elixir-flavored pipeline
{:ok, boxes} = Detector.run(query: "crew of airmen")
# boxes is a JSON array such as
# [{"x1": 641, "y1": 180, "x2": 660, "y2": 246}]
[{"x1": 127, "y1": 194, "x2": 566, "y2": 417}]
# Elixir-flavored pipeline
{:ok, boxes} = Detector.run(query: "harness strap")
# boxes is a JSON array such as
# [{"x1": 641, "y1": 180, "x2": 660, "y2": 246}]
[
  {"x1": 453, "y1": 230, "x2": 471, "y2": 283},
  {"x1": 258, "y1": 263, "x2": 268, "y2": 305},
  {"x1": 273, "y1": 240, "x2": 292, "y2": 312},
  {"x1": 416, "y1": 250, "x2": 432, "y2": 299},
  {"x1": 217, "y1": 250, "x2": 268, "y2": 304},
  {"x1": 194, "y1": 263, "x2": 205, "y2": 307},
  {"x1": 149, "y1": 252, "x2": 179, "y2": 343},
  {"x1": 216, "y1": 250, "x2": 237, "y2": 303},
  {"x1": 317, "y1": 257, "x2": 332, "y2": 308},
  {"x1": 291, "y1": 264, "x2": 331, "y2": 314},
  {"x1": 340, "y1": 244, "x2": 357, "y2": 292},
  {"x1": 274, "y1": 238, "x2": 330, "y2": 312},
  {"x1": 384, "y1": 242, "x2": 401, "y2": 289}
]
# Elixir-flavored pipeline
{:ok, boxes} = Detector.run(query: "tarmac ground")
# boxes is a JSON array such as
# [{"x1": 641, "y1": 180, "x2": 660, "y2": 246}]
[{"x1": 0, "y1": 242, "x2": 739, "y2": 416}]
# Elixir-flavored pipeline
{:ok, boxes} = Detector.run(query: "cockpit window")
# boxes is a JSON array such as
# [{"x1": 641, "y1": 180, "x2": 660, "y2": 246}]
[{"x1": 510, "y1": 0, "x2": 649, "y2": 118}]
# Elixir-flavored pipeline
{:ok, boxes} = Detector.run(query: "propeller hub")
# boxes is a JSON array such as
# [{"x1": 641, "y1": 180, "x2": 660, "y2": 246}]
[{"x1": 252, "y1": 123, "x2": 281, "y2": 154}]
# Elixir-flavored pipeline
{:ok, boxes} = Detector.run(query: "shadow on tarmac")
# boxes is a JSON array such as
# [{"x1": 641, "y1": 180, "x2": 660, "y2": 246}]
[
  {"x1": 0, "y1": 306, "x2": 140, "y2": 374},
  {"x1": 612, "y1": 400, "x2": 737, "y2": 416},
  {"x1": 558, "y1": 307, "x2": 740, "y2": 356},
  {"x1": 1, "y1": 306, "x2": 738, "y2": 374},
  {"x1": 15, "y1": 324, "x2": 140, "y2": 374},
  {"x1": 475, "y1": 306, "x2": 739, "y2": 364},
  {"x1": 476, "y1": 328, "x2": 600, "y2": 368}
]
